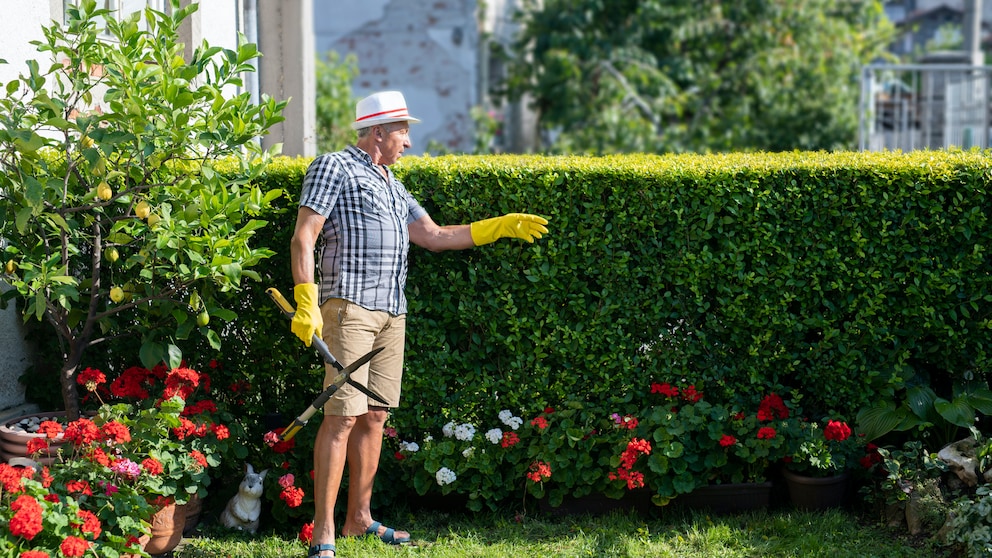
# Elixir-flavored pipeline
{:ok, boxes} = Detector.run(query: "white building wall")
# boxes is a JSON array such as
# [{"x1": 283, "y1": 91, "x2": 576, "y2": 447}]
[
  {"x1": 313, "y1": 0, "x2": 479, "y2": 154},
  {"x1": 0, "y1": 3, "x2": 53, "y2": 87},
  {"x1": 0, "y1": 2, "x2": 55, "y2": 414}
]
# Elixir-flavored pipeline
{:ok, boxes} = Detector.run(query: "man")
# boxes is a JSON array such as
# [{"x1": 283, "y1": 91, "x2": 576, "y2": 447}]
[{"x1": 289, "y1": 90, "x2": 549, "y2": 558}]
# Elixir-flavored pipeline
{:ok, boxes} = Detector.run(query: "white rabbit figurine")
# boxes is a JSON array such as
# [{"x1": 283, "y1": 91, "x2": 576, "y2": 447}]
[{"x1": 219, "y1": 463, "x2": 268, "y2": 533}]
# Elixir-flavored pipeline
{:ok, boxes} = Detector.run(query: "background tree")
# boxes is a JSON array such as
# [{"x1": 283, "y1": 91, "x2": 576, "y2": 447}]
[
  {"x1": 0, "y1": 0, "x2": 286, "y2": 418},
  {"x1": 504, "y1": 0, "x2": 894, "y2": 153},
  {"x1": 315, "y1": 51, "x2": 358, "y2": 154}
]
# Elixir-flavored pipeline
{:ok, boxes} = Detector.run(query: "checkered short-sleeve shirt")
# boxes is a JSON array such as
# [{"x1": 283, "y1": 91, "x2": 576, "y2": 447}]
[{"x1": 299, "y1": 146, "x2": 427, "y2": 315}]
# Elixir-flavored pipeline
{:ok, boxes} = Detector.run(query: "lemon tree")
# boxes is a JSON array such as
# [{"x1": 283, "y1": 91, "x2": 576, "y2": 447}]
[{"x1": 0, "y1": 0, "x2": 286, "y2": 418}]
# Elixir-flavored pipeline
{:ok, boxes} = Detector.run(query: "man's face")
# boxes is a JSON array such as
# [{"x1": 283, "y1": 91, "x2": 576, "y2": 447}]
[{"x1": 378, "y1": 122, "x2": 411, "y2": 165}]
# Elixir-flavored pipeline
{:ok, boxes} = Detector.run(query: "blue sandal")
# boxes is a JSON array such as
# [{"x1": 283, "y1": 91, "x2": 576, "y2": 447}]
[
  {"x1": 307, "y1": 543, "x2": 336, "y2": 557},
  {"x1": 365, "y1": 520, "x2": 411, "y2": 545}
]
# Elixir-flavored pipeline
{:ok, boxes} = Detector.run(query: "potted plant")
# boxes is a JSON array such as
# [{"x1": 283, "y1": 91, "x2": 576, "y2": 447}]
[
  {"x1": 781, "y1": 415, "x2": 867, "y2": 509},
  {"x1": 0, "y1": 0, "x2": 285, "y2": 420},
  {"x1": 1, "y1": 360, "x2": 239, "y2": 556},
  {"x1": 635, "y1": 387, "x2": 792, "y2": 512}
]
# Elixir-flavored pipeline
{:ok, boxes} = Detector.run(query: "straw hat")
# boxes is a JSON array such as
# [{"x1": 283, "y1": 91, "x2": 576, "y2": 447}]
[{"x1": 352, "y1": 90, "x2": 422, "y2": 130}]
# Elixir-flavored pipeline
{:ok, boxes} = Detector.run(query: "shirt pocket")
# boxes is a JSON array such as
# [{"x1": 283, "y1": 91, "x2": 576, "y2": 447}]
[{"x1": 359, "y1": 183, "x2": 391, "y2": 215}]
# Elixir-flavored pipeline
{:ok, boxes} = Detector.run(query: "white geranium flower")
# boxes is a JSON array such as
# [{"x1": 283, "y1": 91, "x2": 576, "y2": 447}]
[
  {"x1": 454, "y1": 423, "x2": 476, "y2": 442},
  {"x1": 462, "y1": 446, "x2": 475, "y2": 458},
  {"x1": 499, "y1": 409, "x2": 523, "y2": 430},
  {"x1": 424, "y1": 435, "x2": 434, "y2": 443},
  {"x1": 485, "y1": 428, "x2": 503, "y2": 445},
  {"x1": 435, "y1": 467, "x2": 457, "y2": 486},
  {"x1": 399, "y1": 441, "x2": 420, "y2": 453},
  {"x1": 442, "y1": 421, "x2": 456, "y2": 438}
]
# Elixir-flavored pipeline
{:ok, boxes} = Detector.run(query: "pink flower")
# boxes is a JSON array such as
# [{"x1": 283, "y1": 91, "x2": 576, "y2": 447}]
[
  {"x1": 278, "y1": 473, "x2": 295, "y2": 489},
  {"x1": 263, "y1": 430, "x2": 280, "y2": 447},
  {"x1": 110, "y1": 458, "x2": 141, "y2": 479}
]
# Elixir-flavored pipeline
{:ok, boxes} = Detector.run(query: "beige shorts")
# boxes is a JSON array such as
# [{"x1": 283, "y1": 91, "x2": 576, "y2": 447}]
[{"x1": 319, "y1": 298, "x2": 406, "y2": 416}]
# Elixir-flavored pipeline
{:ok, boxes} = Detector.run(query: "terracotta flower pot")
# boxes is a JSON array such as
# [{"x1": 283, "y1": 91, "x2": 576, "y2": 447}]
[
  {"x1": 143, "y1": 501, "x2": 188, "y2": 555},
  {"x1": 0, "y1": 411, "x2": 71, "y2": 466},
  {"x1": 782, "y1": 468, "x2": 851, "y2": 510}
]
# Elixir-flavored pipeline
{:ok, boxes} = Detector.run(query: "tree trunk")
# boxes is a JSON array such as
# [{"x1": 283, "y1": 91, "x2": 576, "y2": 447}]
[{"x1": 60, "y1": 338, "x2": 86, "y2": 421}]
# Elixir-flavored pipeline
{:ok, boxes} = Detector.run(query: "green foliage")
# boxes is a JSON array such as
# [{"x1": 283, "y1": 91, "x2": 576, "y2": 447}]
[
  {"x1": 505, "y1": 0, "x2": 895, "y2": 153},
  {"x1": 17, "y1": 149, "x2": 992, "y2": 527},
  {"x1": 858, "y1": 376, "x2": 992, "y2": 450},
  {"x1": 861, "y1": 440, "x2": 946, "y2": 509},
  {"x1": 944, "y1": 485, "x2": 992, "y2": 557},
  {"x1": 315, "y1": 51, "x2": 358, "y2": 154},
  {"x1": 0, "y1": 0, "x2": 286, "y2": 416}
]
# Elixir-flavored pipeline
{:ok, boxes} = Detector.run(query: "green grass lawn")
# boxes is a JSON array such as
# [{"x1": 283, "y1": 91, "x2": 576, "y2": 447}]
[{"x1": 175, "y1": 507, "x2": 950, "y2": 558}]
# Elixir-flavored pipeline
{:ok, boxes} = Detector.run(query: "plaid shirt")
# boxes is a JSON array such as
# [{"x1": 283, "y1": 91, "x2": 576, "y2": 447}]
[{"x1": 299, "y1": 145, "x2": 427, "y2": 315}]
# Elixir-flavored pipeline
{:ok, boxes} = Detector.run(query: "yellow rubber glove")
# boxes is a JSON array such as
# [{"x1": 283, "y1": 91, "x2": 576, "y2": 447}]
[
  {"x1": 291, "y1": 283, "x2": 323, "y2": 347},
  {"x1": 470, "y1": 213, "x2": 549, "y2": 246}
]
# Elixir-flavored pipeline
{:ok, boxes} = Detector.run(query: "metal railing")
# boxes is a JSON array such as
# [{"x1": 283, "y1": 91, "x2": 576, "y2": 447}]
[{"x1": 859, "y1": 63, "x2": 992, "y2": 151}]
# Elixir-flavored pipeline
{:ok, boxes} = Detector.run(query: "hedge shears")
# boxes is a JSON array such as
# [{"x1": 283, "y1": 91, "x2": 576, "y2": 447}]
[{"x1": 266, "y1": 287, "x2": 388, "y2": 442}]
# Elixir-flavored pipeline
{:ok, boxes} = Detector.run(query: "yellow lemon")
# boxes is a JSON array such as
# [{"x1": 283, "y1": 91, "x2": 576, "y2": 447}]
[
  {"x1": 196, "y1": 310, "x2": 210, "y2": 327},
  {"x1": 104, "y1": 247, "x2": 119, "y2": 263},
  {"x1": 4, "y1": 259, "x2": 15, "y2": 275},
  {"x1": 80, "y1": 135, "x2": 94, "y2": 149},
  {"x1": 109, "y1": 286, "x2": 125, "y2": 303},
  {"x1": 97, "y1": 181, "x2": 113, "y2": 201},
  {"x1": 135, "y1": 201, "x2": 151, "y2": 220},
  {"x1": 147, "y1": 214, "x2": 161, "y2": 227}
]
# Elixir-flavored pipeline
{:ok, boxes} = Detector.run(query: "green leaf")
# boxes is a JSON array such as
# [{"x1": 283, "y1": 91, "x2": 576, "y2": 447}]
[
  {"x1": 934, "y1": 396, "x2": 975, "y2": 428},
  {"x1": 856, "y1": 402, "x2": 904, "y2": 441}
]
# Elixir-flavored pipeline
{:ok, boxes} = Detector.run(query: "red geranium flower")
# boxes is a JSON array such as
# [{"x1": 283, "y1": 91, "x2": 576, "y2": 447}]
[
  {"x1": 59, "y1": 535, "x2": 90, "y2": 557},
  {"x1": 76, "y1": 367, "x2": 107, "y2": 392},
  {"x1": 37, "y1": 420, "x2": 63, "y2": 439},
  {"x1": 19, "y1": 550, "x2": 50, "y2": 558},
  {"x1": 650, "y1": 382, "x2": 679, "y2": 398},
  {"x1": 681, "y1": 385, "x2": 702, "y2": 402},
  {"x1": 0, "y1": 463, "x2": 28, "y2": 493},
  {"x1": 63, "y1": 418, "x2": 101, "y2": 446},
  {"x1": 162, "y1": 367, "x2": 200, "y2": 401},
  {"x1": 757, "y1": 393, "x2": 789, "y2": 421},
  {"x1": 9, "y1": 495, "x2": 43, "y2": 540},
  {"x1": 190, "y1": 450, "x2": 208, "y2": 468},
  {"x1": 142, "y1": 457, "x2": 164, "y2": 476},
  {"x1": 26, "y1": 437, "x2": 48, "y2": 455},
  {"x1": 101, "y1": 420, "x2": 131, "y2": 444},
  {"x1": 719, "y1": 434, "x2": 737, "y2": 447},
  {"x1": 824, "y1": 420, "x2": 852, "y2": 442},
  {"x1": 65, "y1": 480, "x2": 93, "y2": 496},
  {"x1": 75, "y1": 509, "x2": 102, "y2": 540},
  {"x1": 757, "y1": 427, "x2": 777, "y2": 440},
  {"x1": 526, "y1": 461, "x2": 552, "y2": 483},
  {"x1": 279, "y1": 486, "x2": 305, "y2": 508},
  {"x1": 299, "y1": 522, "x2": 314, "y2": 544},
  {"x1": 530, "y1": 416, "x2": 549, "y2": 430},
  {"x1": 210, "y1": 423, "x2": 230, "y2": 440}
]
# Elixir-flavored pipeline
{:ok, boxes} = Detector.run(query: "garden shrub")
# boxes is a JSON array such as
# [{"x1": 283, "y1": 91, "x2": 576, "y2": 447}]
[{"x1": 15, "y1": 149, "x2": 992, "y2": 525}]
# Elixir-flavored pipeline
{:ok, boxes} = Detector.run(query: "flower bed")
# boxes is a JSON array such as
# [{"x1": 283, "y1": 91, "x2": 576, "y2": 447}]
[
  {"x1": 384, "y1": 382, "x2": 879, "y2": 513},
  {"x1": 0, "y1": 363, "x2": 239, "y2": 556}
]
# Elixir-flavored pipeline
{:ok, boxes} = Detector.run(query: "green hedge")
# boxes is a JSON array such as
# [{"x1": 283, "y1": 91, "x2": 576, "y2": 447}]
[
  {"x1": 394, "y1": 151, "x2": 992, "y2": 427},
  {"x1": 20, "y1": 150, "x2": 992, "y2": 518}
]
